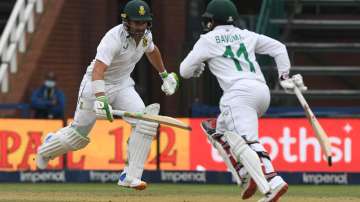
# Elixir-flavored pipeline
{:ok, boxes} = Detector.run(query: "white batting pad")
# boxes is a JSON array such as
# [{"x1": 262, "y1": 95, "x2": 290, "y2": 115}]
[
  {"x1": 249, "y1": 143, "x2": 276, "y2": 178},
  {"x1": 223, "y1": 131, "x2": 270, "y2": 194},
  {"x1": 37, "y1": 126, "x2": 89, "y2": 160},
  {"x1": 61, "y1": 126, "x2": 90, "y2": 150},
  {"x1": 126, "y1": 103, "x2": 160, "y2": 179},
  {"x1": 37, "y1": 133, "x2": 68, "y2": 161},
  {"x1": 200, "y1": 119, "x2": 242, "y2": 185}
]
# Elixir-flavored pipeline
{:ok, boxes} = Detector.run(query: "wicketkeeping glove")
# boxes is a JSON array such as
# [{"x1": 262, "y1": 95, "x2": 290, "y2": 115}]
[
  {"x1": 93, "y1": 96, "x2": 114, "y2": 122},
  {"x1": 160, "y1": 71, "x2": 179, "y2": 96}
]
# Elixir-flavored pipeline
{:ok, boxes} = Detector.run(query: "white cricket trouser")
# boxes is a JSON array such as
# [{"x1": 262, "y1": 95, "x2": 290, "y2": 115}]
[
  {"x1": 72, "y1": 76, "x2": 145, "y2": 136},
  {"x1": 216, "y1": 79, "x2": 270, "y2": 142}
]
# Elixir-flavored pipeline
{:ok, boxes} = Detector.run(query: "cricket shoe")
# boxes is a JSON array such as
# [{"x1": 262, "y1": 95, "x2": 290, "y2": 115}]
[
  {"x1": 241, "y1": 175, "x2": 257, "y2": 200},
  {"x1": 258, "y1": 176, "x2": 288, "y2": 202},
  {"x1": 117, "y1": 172, "x2": 147, "y2": 191},
  {"x1": 36, "y1": 133, "x2": 55, "y2": 169},
  {"x1": 36, "y1": 154, "x2": 49, "y2": 170}
]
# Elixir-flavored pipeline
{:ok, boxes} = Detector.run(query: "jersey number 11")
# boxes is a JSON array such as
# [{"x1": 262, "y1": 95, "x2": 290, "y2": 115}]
[{"x1": 223, "y1": 43, "x2": 255, "y2": 72}]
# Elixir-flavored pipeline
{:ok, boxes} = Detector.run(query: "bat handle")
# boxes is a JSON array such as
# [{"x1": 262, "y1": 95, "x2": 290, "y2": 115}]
[{"x1": 112, "y1": 110, "x2": 125, "y2": 117}]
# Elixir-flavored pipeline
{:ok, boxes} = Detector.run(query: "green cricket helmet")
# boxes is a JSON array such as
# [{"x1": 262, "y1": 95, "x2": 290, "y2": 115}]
[
  {"x1": 202, "y1": 0, "x2": 239, "y2": 32},
  {"x1": 121, "y1": 0, "x2": 152, "y2": 21},
  {"x1": 121, "y1": 0, "x2": 152, "y2": 37}
]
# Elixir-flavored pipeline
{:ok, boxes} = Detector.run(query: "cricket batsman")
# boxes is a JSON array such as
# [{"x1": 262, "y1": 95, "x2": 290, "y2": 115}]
[
  {"x1": 179, "y1": 0, "x2": 307, "y2": 201},
  {"x1": 35, "y1": 0, "x2": 179, "y2": 190}
]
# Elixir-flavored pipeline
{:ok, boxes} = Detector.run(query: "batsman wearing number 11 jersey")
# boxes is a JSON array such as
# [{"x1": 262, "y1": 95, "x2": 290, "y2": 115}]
[{"x1": 180, "y1": 0, "x2": 307, "y2": 201}]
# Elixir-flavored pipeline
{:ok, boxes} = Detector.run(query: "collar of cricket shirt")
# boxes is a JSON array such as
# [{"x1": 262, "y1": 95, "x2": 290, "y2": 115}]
[{"x1": 214, "y1": 25, "x2": 235, "y2": 30}]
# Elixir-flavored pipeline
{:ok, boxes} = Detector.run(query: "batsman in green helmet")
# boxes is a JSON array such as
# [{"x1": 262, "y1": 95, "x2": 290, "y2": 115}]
[
  {"x1": 201, "y1": 0, "x2": 240, "y2": 32},
  {"x1": 35, "y1": 0, "x2": 179, "y2": 191},
  {"x1": 180, "y1": 0, "x2": 307, "y2": 201},
  {"x1": 121, "y1": 0, "x2": 153, "y2": 39}
]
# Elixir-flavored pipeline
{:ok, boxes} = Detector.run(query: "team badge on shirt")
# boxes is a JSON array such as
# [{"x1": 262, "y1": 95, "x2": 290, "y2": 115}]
[
  {"x1": 139, "y1": 6, "x2": 145, "y2": 16},
  {"x1": 142, "y1": 37, "x2": 148, "y2": 48}
]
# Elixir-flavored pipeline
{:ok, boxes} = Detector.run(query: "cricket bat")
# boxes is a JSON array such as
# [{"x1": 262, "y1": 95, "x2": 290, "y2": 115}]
[
  {"x1": 293, "y1": 85, "x2": 332, "y2": 166},
  {"x1": 112, "y1": 110, "x2": 192, "y2": 131}
]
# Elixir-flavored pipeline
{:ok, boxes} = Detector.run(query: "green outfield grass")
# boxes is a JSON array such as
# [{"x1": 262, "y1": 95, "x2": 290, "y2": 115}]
[{"x1": 0, "y1": 183, "x2": 359, "y2": 202}]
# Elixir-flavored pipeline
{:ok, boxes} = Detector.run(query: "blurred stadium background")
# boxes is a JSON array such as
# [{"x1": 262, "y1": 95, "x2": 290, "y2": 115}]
[{"x1": 0, "y1": 0, "x2": 360, "y2": 201}]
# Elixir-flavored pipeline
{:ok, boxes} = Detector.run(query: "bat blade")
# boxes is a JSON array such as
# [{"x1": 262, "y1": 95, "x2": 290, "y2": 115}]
[
  {"x1": 308, "y1": 112, "x2": 333, "y2": 166},
  {"x1": 77, "y1": 104, "x2": 191, "y2": 130},
  {"x1": 113, "y1": 110, "x2": 192, "y2": 131},
  {"x1": 293, "y1": 86, "x2": 332, "y2": 166}
]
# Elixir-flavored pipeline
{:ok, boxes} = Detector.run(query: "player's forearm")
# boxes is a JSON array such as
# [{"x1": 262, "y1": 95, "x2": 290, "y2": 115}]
[
  {"x1": 92, "y1": 60, "x2": 107, "y2": 97},
  {"x1": 180, "y1": 62, "x2": 194, "y2": 79},
  {"x1": 179, "y1": 51, "x2": 200, "y2": 79},
  {"x1": 274, "y1": 52, "x2": 291, "y2": 77},
  {"x1": 146, "y1": 45, "x2": 166, "y2": 73}
]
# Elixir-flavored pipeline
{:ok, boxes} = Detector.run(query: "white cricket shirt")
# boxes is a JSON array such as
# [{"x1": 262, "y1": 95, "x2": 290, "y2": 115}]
[
  {"x1": 180, "y1": 25, "x2": 290, "y2": 92},
  {"x1": 85, "y1": 24, "x2": 155, "y2": 86}
]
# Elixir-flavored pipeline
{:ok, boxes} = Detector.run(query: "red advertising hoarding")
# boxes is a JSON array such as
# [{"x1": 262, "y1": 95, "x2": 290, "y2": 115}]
[
  {"x1": 190, "y1": 118, "x2": 358, "y2": 172},
  {"x1": 0, "y1": 118, "x2": 358, "y2": 172},
  {"x1": 0, "y1": 119, "x2": 63, "y2": 171}
]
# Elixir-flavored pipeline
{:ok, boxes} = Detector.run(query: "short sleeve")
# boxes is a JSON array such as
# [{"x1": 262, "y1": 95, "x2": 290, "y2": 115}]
[
  {"x1": 95, "y1": 29, "x2": 121, "y2": 66},
  {"x1": 144, "y1": 31, "x2": 155, "y2": 53}
]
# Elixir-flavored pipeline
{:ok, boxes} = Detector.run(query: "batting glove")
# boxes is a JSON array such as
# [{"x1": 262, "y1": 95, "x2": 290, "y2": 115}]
[
  {"x1": 292, "y1": 74, "x2": 307, "y2": 91},
  {"x1": 160, "y1": 71, "x2": 179, "y2": 96},
  {"x1": 279, "y1": 73, "x2": 307, "y2": 93},
  {"x1": 94, "y1": 96, "x2": 114, "y2": 122}
]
